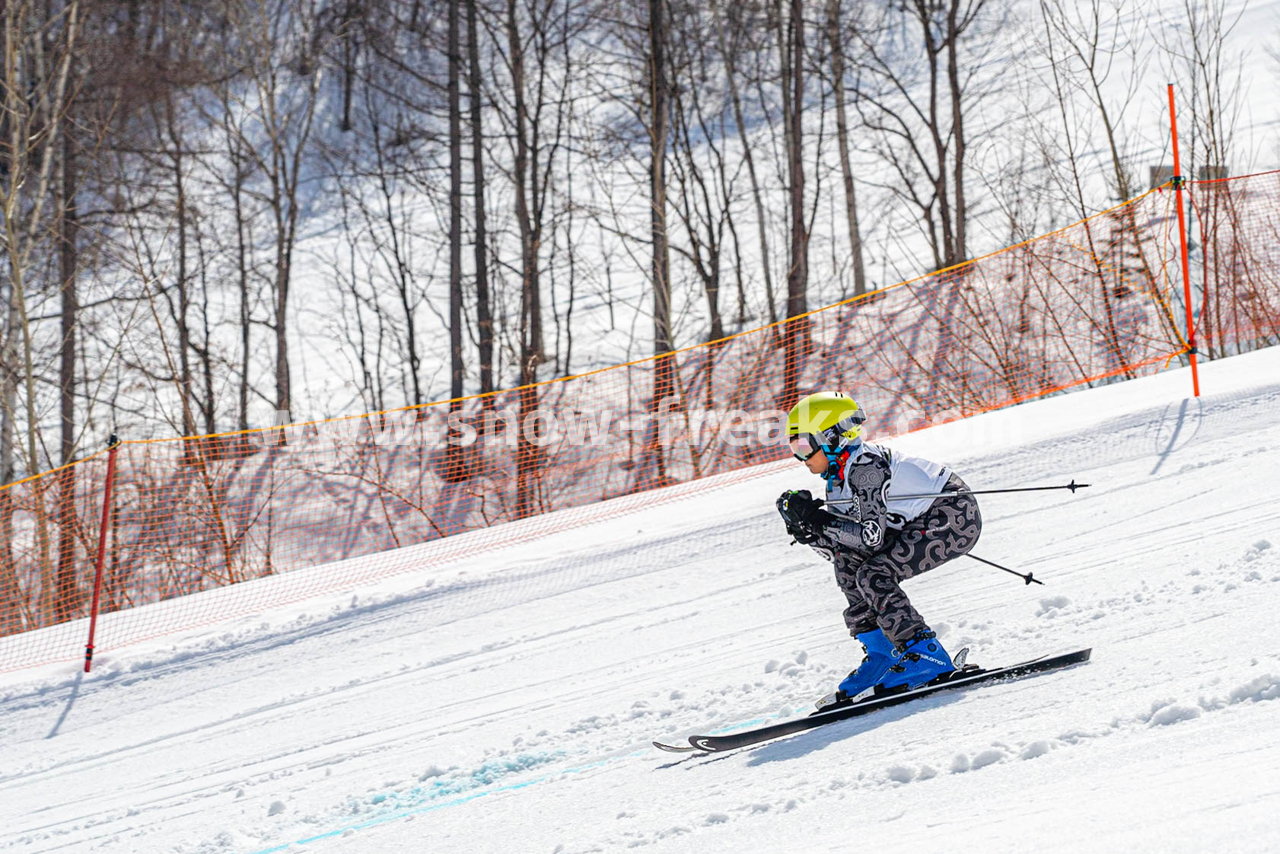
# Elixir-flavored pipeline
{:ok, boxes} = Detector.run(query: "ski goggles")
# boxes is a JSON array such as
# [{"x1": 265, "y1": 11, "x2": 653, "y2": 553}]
[
  {"x1": 789, "y1": 431, "x2": 863, "y2": 462},
  {"x1": 789, "y1": 434, "x2": 825, "y2": 462}
]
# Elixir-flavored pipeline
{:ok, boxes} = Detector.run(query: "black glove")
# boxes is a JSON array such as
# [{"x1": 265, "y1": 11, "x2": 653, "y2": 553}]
[{"x1": 776, "y1": 489, "x2": 833, "y2": 540}]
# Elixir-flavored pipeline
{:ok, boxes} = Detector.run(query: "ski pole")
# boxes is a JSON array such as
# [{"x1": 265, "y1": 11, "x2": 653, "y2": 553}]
[
  {"x1": 967, "y1": 553, "x2": 1044, "y2": 586},
  {"x1": 824, "y1": 479, "x2": 1090, "y2": 505}
]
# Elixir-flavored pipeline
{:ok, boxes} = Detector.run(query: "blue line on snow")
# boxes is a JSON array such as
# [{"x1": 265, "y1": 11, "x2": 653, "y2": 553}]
[
  {"x1": 245, "y1": 713, "x2": 785, "y2": 852},
  {"x1": 245, "y1": 754, "x2": 617, "y2": 853}
]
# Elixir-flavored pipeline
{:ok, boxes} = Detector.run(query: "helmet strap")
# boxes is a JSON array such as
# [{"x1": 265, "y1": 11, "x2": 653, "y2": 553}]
[{"x1": 821, "y1": 446, "x2": 851, "y2": 488}]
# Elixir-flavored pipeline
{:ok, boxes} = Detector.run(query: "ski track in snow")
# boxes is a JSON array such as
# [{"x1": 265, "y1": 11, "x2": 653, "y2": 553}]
[{"x1": 2, "y1": 350, "x2": 1280, "y2": 853}]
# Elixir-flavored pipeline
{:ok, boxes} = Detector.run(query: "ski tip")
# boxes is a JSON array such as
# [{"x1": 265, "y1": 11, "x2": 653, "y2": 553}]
[{"x1": 653, "y1": 740, "x2": 700, "y2": 754}]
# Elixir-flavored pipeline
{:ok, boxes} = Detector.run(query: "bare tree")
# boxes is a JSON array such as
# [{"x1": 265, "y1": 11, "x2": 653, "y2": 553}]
[
  {"x1": 854, "y1": 0, "x2": 1000, "y2": 271},
  {"x1": 1026, "y1": 0, "x2": 1183, "y2": 372},
  {"x1": 441, "y1": 0, "x2": 469, "y2": 481},
  {"x1": 489, "y1": 0, "x2": 587, "y2": 512},
  {"x1": 467, "y1": 0, "x2": 495, "y2": 399},
  {"x1": 824, "y1": 0, "x2": 867, "y2": 297},
  {"x1": 54, "y1": 105, "x2": 82, "y2": 624},
  {"x1": 648, "y1": 0, "x2": 674, "y2": 370},
  {"x1": 1154, "y1": 0, "x2": 1245, "y2": 182},
  {"x1": 229, "y1": 0, "x2": 327, "y2": 422},
  {"x1": 1155, "y1": 0, "x2": 1247, "y2": 359},
  {"x1": 504, "y1": 0, "x2": 542, "y2": 379},
  {"x1": 774, "y1": 0, "x2": 810, "y2": 406},
  {"x1": 448, "y1": 0, "x2": 465, "y2": 407},
  {"x1": 1035, "y1": 0, "x2": 1148, "y2": 207},
  {"x1": 158, "y1": 90, "x2": 199, "y2": 436},
  {"x1": 1, "y1": 0, "x2": 81, "y2": 626},
  {"x1": 782, "y1": 0, "x2": 809, "y2": 322},
  {"x1": 708, "y1": 0, "x2": 778, "y2": 328},
  {"x1": 641, "y1": 0, "x2": 681, "y2": 484},
  {"x1": 667, "y1": 1, "x2": 739, "y2": 343},
  {"x1": 1, "y1": 0, "x2": 80, "y2": 478}
]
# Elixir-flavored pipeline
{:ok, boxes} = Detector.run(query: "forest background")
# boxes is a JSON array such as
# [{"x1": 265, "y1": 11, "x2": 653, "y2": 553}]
[{"x1": 1, "y1": 0, "x2": 1274, "y2": 487}]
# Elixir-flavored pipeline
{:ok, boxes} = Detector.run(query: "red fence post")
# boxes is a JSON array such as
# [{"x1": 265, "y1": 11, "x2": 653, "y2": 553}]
[
  {"x1": 1167, "y1": 83, "x2": 1201, "y2": 397},
  {"x1": 84, "y1": 435, "x2": 121, "y2": 673}
]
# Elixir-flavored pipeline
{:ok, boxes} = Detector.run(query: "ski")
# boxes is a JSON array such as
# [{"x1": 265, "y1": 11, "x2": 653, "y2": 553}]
[{"x1": 659, "y1": 648, "x2": 1090, "y2": 754}]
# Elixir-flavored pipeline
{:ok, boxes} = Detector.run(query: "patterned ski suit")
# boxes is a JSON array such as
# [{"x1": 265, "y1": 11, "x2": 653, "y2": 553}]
[{"x1": 805, "y1": 442, "x2": 982, "y2": 647}]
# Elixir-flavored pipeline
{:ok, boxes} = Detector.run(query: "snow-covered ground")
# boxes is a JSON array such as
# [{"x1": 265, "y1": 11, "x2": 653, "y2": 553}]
[{"x1": 3, "y1": 347, "x2": 1280, "y2": 853}]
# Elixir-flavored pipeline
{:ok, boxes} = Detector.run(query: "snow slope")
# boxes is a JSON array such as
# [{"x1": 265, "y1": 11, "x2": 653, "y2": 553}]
[{"x1": 3, "y1": 349, "x2": 1280, "y2": 853}]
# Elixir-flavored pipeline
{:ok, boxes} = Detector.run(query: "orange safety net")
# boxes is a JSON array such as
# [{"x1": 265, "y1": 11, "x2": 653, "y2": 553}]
[
  {"x1": 2, "y1": 171, "x2": 1278, "y2": 672},
  {"x1": 1190, "y1": 172, "x2": 1280, "y2": 357}
]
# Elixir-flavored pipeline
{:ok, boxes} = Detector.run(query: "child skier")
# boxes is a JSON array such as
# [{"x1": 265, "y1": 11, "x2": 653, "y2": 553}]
[{"x1": 777, "y1": 391, "x2": 982, "y2": 702}]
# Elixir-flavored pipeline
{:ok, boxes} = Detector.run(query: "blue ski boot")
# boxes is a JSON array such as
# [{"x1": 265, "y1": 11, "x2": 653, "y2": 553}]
[
  {"x1": 880, "y1": 631, "x2": 955, "y2": 690},
  {"x1": 833, "y1": 629, "x2": 902, "y2": 701}
]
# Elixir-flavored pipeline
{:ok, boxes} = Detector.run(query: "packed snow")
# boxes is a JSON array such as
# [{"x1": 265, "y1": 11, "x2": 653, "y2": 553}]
[{"x1": 3, "y1": 347, "x2": 1280, "y2": 853}]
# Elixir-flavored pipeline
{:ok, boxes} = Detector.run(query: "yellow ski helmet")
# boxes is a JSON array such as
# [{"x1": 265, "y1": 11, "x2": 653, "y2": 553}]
[{"x1": 785, "y1": 391, "x2": 865, "y2": 461}]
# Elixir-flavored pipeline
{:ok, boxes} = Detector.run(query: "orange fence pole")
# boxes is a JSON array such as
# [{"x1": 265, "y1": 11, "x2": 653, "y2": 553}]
[
  {"x1": 1167, "y1": 83, "x2": 1201, "y2": 397},
  {"x1": 84, "y1": 435, "x2": 121, "y2": 673}
]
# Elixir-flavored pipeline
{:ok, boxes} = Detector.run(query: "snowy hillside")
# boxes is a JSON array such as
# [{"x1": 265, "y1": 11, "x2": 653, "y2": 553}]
[{"x1": 3, "y1": 347, "x2": 1280, "y2": 853}]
